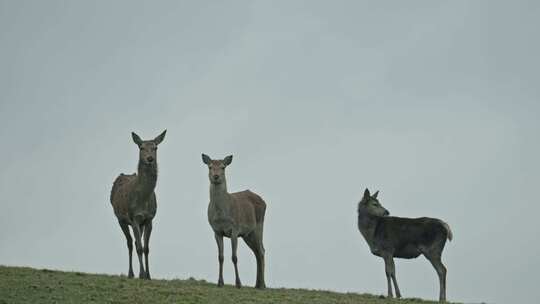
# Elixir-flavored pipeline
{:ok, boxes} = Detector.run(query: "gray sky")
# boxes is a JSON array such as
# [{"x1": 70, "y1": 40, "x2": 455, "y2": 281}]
[{"x1": 1, "y1": 1, "x2": 539, "y2": 303}]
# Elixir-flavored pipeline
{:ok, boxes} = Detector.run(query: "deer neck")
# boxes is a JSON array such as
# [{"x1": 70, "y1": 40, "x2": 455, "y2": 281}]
[
  {"x1": 357, "y1": 212, "x2": 380, "y2": 246},
  {"x1": 209, "y1": 178, "x2": 232, "y2": 212},
  {"x1": 136, "y1": 160, "x2": 158, "y2": 198}
]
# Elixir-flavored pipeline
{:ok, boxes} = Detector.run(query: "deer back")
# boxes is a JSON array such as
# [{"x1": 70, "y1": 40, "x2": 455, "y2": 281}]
[{"x1": 230, "y1": 190, "x2": 266, "y2": 225}]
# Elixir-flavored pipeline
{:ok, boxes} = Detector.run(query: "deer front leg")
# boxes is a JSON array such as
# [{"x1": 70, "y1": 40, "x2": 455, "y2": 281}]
[
  {"x1": 388, "y1": 257, "x2": 401, "y2": 298},
  {"x1": 118, "y1": 221, "x2": 134, "y2": 278},
  {"x1": 383, "y1": 256, "x2": 394, "y2": 298},
  {"x1": 214, "y1": 233, "x2": 224, "y2": 287},
  {"x1": 231, "y1": 232, "x2": 242, "y2": 288},
  {"x1": 143, "y1": 221, "x2": 153, "y2": 280},
  {"x1": 132, "y1": 222, "x2": 146, "y2": 279}
]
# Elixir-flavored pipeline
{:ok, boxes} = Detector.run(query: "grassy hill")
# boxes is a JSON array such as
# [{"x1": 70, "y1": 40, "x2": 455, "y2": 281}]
[{"x1": 0, "y1": 265, "x2": 453, "y2": 304}]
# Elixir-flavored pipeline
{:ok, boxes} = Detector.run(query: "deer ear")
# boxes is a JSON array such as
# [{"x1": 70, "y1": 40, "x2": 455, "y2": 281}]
[
  {"x1": 363, "y1": 188, "x2": 370, "y2": 198},
  {"x1": 223, "y1": 155, "x2": 233, "y2": 166},
  {"x1": 153, "y1": 129, "x2": 167, "y2": 145},
  {"x1": 132, "y1": 132, "x2": 143, "y2": 146},
  {"x1": 202, "y1": 153, "x2": 211, "y2": 165},
  {"x1": 372, "y1": 191, "x2": 379, "y2": 198}
]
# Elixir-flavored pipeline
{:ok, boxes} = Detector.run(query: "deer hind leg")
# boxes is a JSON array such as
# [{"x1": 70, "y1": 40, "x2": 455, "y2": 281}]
[
  {"x1": 231, "y1": 233, "x2": 242, "y2": 288},
  {"x1": 243, "y1": 229, "x2": 266, "y2": 289},
  {"x1": 256, "y1": 223, "x2": 266, "y2": 289},
  {"x1": 214, "y1": 233, "x2": 224, "y2": 287},
  {"x1": 142, "y1": 221, "x2": 153, "y2": 280},
  {"x1": 131, "y1": 221, "x2": 146, "y2": 279},
  {"x1": 425, "y1": 253, "x2": 447, "y2": 302},
  {"x1": 118, "y1": 220, "x2": 134, "y2": 278},
  {"x1": 255, "y1": 224, "x2": 266, "y2": 289}
]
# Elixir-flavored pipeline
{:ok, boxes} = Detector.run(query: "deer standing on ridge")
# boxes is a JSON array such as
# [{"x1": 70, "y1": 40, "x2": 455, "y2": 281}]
[
  {"x1": 357, "y1": 188, "x2": 452, "y2": 302},
  {"x1": 110, "y1": 130, "x2": 166, "y2": 279},
  {"x1": 202, "y1": 154, "x2": 267, "y2": 289}
]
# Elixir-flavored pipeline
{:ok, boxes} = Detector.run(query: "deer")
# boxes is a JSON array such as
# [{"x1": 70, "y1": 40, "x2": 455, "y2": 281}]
[
  {"x1": 201, "y1": 154, "x2": 267, "y2": 289},
  {"x1": 110, "y1": 130, "x2": 166, "y2": 280},
  {"x1": 357, "y1": 188, "x2": 453, "y2": 302}
]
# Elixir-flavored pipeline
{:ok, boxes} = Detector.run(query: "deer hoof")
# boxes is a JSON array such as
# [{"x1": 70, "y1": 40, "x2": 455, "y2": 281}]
[
  {"x1": 235, "y1": 280, "x2": 242, "y2": 289},
  {"x1": 217, "y1": 280, "x2": 224, "y2": 287},
  {"x1": 255, "y1": 283, "x2": 266, "y2": 289},
  {"x1": 128, "y1": 271, "x2": 134, "y2": 278}
]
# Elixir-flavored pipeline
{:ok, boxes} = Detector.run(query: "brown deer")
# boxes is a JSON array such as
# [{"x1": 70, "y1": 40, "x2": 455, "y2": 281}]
[
  {"x1": 357, "y1": 188, "x2": 452, "y2": 302},
  {"x1": 110, "y1": 130, "x2": 166, "y2": 280},
  {"x1": 201, "y1": 154, "x2": 267, "y2": 289}
]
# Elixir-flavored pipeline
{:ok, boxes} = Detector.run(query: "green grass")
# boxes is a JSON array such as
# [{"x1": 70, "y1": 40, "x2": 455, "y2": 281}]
[{"x1": 0, "y1": 265, "x2": 454, "y2": 304}]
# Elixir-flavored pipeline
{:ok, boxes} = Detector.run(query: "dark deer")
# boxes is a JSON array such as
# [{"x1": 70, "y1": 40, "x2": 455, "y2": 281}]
[
  {"x1": 202, "y1": 154, "x2": 267, "y2": 289},
  {"x1": 357, "y1": 188, "x2": 452, "y2": 302},
  {"x1": 110, "y1": 130, "x2": 166, "y2": 279}
]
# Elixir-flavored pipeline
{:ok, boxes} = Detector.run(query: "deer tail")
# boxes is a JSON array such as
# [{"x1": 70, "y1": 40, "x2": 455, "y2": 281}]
[{"x1": 439, "y1": 220, "x2": 453, "y2": 242}]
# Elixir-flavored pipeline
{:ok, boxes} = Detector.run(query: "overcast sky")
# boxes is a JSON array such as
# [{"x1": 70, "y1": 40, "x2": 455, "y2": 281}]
[{"x1": 1, "y1": 1, "x2": 539, "y2": 303}]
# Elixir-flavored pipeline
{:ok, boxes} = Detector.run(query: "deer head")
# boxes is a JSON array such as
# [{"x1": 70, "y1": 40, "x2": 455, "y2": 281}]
[
  {"x1": 202, "y1": 154, "x2": 233, "y2": 185},
  {"x1": 358, "y1": 188, "x2": 389, "y2": 217},
  {"x1": 132, "y1": 130, "x2": 167, "y2": 165}
]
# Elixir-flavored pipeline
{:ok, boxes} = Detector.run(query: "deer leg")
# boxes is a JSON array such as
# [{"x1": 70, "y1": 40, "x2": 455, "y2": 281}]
[
  {"x1": 118, "y1": 221, "x2": 134, "y2": 278},
  {"x1": 383, "y1": 256, "x2": 394, "y2": 298},
  {"x1": 254, "y1": 227, "x2": 266, "y2": 289},
  {"x1": 426, "y1": 254, "x2": 447, "y2": 302},
  {"x1": 142, "y1": 221, "x2": 153, "y2": 280},
  {"x1": 388, "y1": 258, "x2": 401, "y2": 298},
  {"x1": 132, "y1": 222, "x2": 146, "y2": 279},
  {"x1": 214, "y1": 233, "x2": 224, "y2": 287},
  {"x1": 243, "y1": 231, "x2": 265, "y2": 289},
  {"x1": 256, "y1": 224, "x2": 266, "y2": 289},
  {"x1": 231, "y1": 233, "x2": 242, "y2": 288}
]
